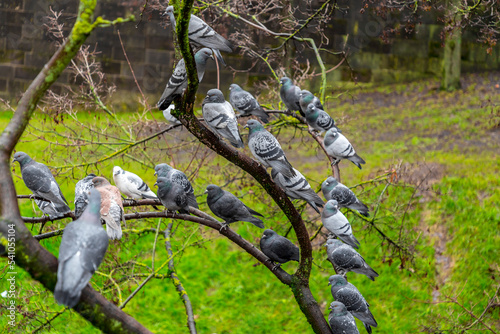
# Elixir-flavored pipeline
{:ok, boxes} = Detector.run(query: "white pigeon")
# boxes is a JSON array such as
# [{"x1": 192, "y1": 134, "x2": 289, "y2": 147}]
[{"x1": 112, "y1": 166, "x2": 157, "y2": 200}]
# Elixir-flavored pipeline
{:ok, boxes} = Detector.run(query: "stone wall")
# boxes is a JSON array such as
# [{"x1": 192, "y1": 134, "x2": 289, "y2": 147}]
[{"x1": 0, "y1": 0, "x2": 499, "y2": 101}]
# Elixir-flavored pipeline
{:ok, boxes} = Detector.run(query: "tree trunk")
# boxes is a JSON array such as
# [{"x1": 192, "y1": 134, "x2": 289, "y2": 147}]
[{"x1": 441, "y1": 0, "x2": 462, "y2": 91}]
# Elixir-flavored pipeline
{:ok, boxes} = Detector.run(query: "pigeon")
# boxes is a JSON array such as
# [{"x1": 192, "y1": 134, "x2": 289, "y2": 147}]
[
  {"x1": 202, "y1": 89, "x2": 244, "y2": 148},
  {"x1": 157, "y1": 48, "x2": 213, "y2": 111},
  {"x1": 54, "y1": 189, "x2": 109, "y2": 308},
  {"x1": 154, "y1": 163, "x2": 198, "y2": 209},
  {"x1": 279, "y1": 77, "x2": 302, "y2": 116},
  {"x1": 328, "y1": 301, "x2": 360, "y2": 334},
  {"x1": 322, "y1": 176, "x2": 369, "y2": 217},
  {"x1": 205, "y1": 184, "x2": 264, "y2": 230},
  {"x1": 34, "y1": 198, "x2": 59, "y2": 217},
  {"x1": 324, "y1": 128, "x2": 366, "y2": 169},
  {"x1": 12, "y1": 152, "x2": 71, "y2": 216},
  {"x1": 74, "y1": 173, "x2": 96, "y2": 219},
  {"x1": 164, "y1": 6, "x2": 232, "y2": 66},
  {"x1": 321, "y1": 200, "x2": 360, "y2": 249},
  {"x1": 325, "y1": 239, "x2": 379, "y2": 281},
  {"x1": 163, "y1": 104, "x2": 182, "y2": 125},
  {"x1": 329, "y1": 275, "x2": 378, "y2": 334},
  {"x1": 155, "y1": 177, "x2": 190, "y2": 214},
  {"x1": 260, "y1": 229, "x2": 299, "y2": 269},
  {"x1": 271, "y1": 168, "x2": 324, "y2": 214},
  {"x1": 112, "y1": 166, "x2": 157, "y2": 200},
  {"x1": 92, "y1": 177, "x2": 125, "y2": 240},
  {"x1": 228, "y1": 84, "x2": 269, "y2": 123},
  {"x1": 245, "y1": 119, "x2": 296, "y2": 178},
  {"x1": 299, "y1": 90, "x2": 323, "y2": 114},
  {"x1": 304, "y1": 103, "x2": 338, "y2": 134}
]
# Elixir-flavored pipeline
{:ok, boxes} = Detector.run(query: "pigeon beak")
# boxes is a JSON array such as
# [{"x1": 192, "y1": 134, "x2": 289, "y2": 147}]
[
  {"x1": 203, "y1": 190, "x2": 208, "y2": 194},
  {"x1": 11, "y1": 158, "x2": 15, "y2": 163},
  {"x1": 154, "y1": 182, "x2": 158, "y2": 187},
  {"x1": 243, "y1": 125, "x2": 249, "y2": 129},
  {"x1": 328, "y1": 282, "x2": 332, "y2": 286},
  {"x1": 154, "y1": 171, "x2": 157, "y2": 176},
  {"x1": 161, "y1": 11, "x2": 167, "y2": 17}
]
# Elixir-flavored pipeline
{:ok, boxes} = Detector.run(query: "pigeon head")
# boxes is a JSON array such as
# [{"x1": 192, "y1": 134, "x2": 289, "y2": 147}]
[
  {"x1": 325, "y1": 238, "x2": 343, "y2": 250},
  {"x1": 324, "y1": 128, "x2": 339, "y2": 146},
  {"x1": 280, "y1": 77, "x2": 291, "y2": 86},
  {"x1": 321, "y1": 176, "x2": 338, "y2": 192},
  {"x1": 300, "y1": 90, "x2": 313, "y2": 102},
  {"x1": 154, "y1": 177, "x2": 171, "y2": 190},
  {"x1": 113, "y1": 166, "x2": 124, "y2": 176},
  {"x1": 261, "y1": 229, "x2": 276, "y2": 240},
  {"x1": 328, "y1": 274, "x2": 347, "y2": 287},
  {"x1": 204, "y1": 89, "x2": 225, "y2": 104},
  {"x1": 324, "y1": 199, "x2": 339, "y2": 213},
  {"x1": 85, "y1": 189, "x2": 102, "y2": 214},
  {"x1": 154, "y1": 163, "x2": 172, "y2": 177},
  {"x1": 229, "y1": 83, "x2": 241, "y2": 91},
  {"x1": 12, "y1": 151, "x2": 32, "y2": 167},
  {"x1": 92, "y1": 177, "x2": 111, "y2": 188},
  {"x1": 195, "y1": 48, "x2": 214, "y2": 64},
  {"x1": 305, "y1": 103, "x2": 317, "y2": 116},
  {"x1": 164, "y1": 6, "x2": 174, "y2": 18},
  {"x1": 329, "y1": 301, "x2": 348, "y2": 315},
  {"x1": 204, "y1": 184, "x2": 224, "y2": 200},
  {"x1": 244, "y1": 119, "x2": 264, "y2": 133}
]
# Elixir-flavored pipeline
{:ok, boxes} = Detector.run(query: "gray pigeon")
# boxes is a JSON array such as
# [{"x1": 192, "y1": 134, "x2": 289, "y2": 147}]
[
  {"x1": 325, "y1": 239, "x2": 379, "y2": 281},
  {"x1": 321, "y1": 200, "x2": 360, "y2": 249},
  {"x1": 260, "y1": 229, "x2": 299, "y2": 269},
  {"x1": 299, "y1": 90, "x2": 323, "y2": 115},
  {"x1": 279, "y1": 77, "x2": 302, "y2": 116},
  {"x1": 245, "y1": 119, "x2": 296, "y2": 178},
  {"x1": 229, "y1": 84, "x2": 269, "y2": 123},
  {"x1": 154, "y1": 163, "x2": 198, "y2": 209},
  {"x1": 329, "y1": 275, "x2": 378, "y2": 334},
  {"x1": 12, "y1": 152, "x2": 71, "y2": 216},
  {"x1": 92, "y1": 177, "x2": 125, "y2": 240},
  {"x1": 304, "y1": 104, "x2": 338, "y2": 134},
  {"x1": 271, "y1": 167, "x2": 324, "y2": 214},
  {"x1": 202, "y1": 89, "x2": 244, "y2": 148},
  {"x1": 322, "y1": 176, "x2": 369, "y2": 217},
  {"x1": 157, "y1": 48, "x2": 213, "y2": 111},
  {"x1": 54, "y1": 189, "x2": 109, "y2": 308},
  {"x1": 74, "y1": 173, "x2": 96, "y2": 219},
  {"x1": 324, "y1": 128, "x2": 366, "y2": 169},
  {"x1": 163, "y1": 104, "x2": 182, "y2": 125},
  {"x1": 155, "y1": 177, "x2": 190, "y2": 214},
  {"x1": 205, "y1": 184, "x2": 264, "y2": 229},
  {"x1": 328, "y1": 301, "x2": 361, "y2": 334},
  {"x1": 164, "y1": 6, "x2": 232, "y2": 66},
  {"x1": 112, "y1": 166, "x2": 157, "y2": 200}
]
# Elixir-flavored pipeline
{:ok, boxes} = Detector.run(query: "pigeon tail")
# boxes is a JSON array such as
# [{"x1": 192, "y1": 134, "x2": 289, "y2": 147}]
[
  {"x1": 230, "y1": 136, "x2": 244, "y2": 148},
  {"x1": 348, "y1": 153, "x2": 366, "y2": 170},
  {"x1": 339, "y1": 235, "x2": 360, "y2": 249},
  {"x1": 364, "y1": 323, "x2": 372, "y2": 334},
  {"x1": 187, "y1": 195, "x2": 199, "y2": 209},
  {"x1": 244, "y1": 205, "x2": 264, "y2": 217},
  {"x1": 103, "y1": 216, "x2": 122, "y2": 240},
  {"x1": 158, "y1": 95, "x2": 176, "y2": 111},
  {"x1": 308, "y1": 201, "x2": 321, "y2": 214},
  {"x1": 349, "y1": 202, "x2": 370, "y2": 217},
  {"x1": 352, "y1": 311, "x2": 378, "y2": 328},
  {"x1": 353, "y1": 265, "x2": 379, "y2": 281},
  {"x1": 141, "y1": 191, "x2": 158, "y2": 200},
  {"x1": 246, "y1": 217, "x2": 265, "y2": 228},
  {"x1": 54, "y1": 287, "x2": 82, "y2": 308}
]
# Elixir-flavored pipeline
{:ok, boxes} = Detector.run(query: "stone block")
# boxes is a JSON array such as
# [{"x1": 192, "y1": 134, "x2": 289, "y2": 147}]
[
  {"x1": 0, "y1": 64, "x2": 14, "y2": 78},
  {"x1": 112, "y1": 47, "x2": 145, "y2": 63},
  {"x1": 120, "y1": 62, "x2": 144, "y2": 78},
  {"x1": 146, "y1": 35, "x2": 172, "y2": 50},
  {"x1": 145, "y1": 49, "x2": 171, "y2": 65},
  {"x1": 15, "y1": 66, "x2": 38, "y2": 80},
  {"x1": 101, "y1": 60, "x2": 121, "y2": 75},
  {"x1": 0, "y1": 78, "x2": 6, "y2": 91}
]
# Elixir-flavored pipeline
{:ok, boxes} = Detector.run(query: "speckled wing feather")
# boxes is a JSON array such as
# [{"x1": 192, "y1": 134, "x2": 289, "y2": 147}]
[
  {"x1": 248, "y1": 131, "x2": 295, "y2": 178},
  {"x1": 203, "y1": 100, "x2": 243, "y2": 148}
]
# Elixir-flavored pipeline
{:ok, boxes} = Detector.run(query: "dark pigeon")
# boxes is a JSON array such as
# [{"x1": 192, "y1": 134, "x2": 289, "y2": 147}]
[
  {"x1": 154, "y1": 163, "x2": 198, "y2": 209},
  {"x1": 74, "y1": 173, "x2": 96, "y2": 219},
  {"x1": 271, "y1": 167, "x2": 324, "y2": 214},
  {"x1": 229, "y1": 83, "x2": 269, "y2": 123},
  {"x1": 279, "y1": 77, "x2": 302, "y2": 116},
  {"x1": 12, "y1": 152, "x2": 71, "y2": 216},
  {"x1": 325, "y1": 239, "x2": 379, "y2": 281},
  {"x1": 245, "y1": 119, "x2": 296, "y2": 178},
  {"x1": 299, "y1": 90, "x2": 323, "y2": 115},
  {"x1": 155, "y1": 177, "x2": 190, "y2": 214},
  {"x1": 54, "y1": 189, "x2": 108, "y2": 308},
  {"x1": 321, "y1": 200, "x2": 360, "y2": 249},
  {"x1": 329, "y1": 275, "x2": 378, "y2": 334},
  {"x1": 328, "y1": 301, "x2": 361, "y2": 334},
  {"x1": 202, "y1": 89, "x2": 244, "y2": 148},
  {"x1": 260, "y1": 229, "x2": 300, "y2": 270},
  {"x1": 164, "y1": 6, "x2": 232, "y2": 66},
  {"x1": 157, "y1": 48, "x2": 213, "y2": 111},
  {"x1": 324, "y1": 128, "x2": 365, "y2": 169},
  {"x1": 322, "y1": 176, "x2": 369, "y2": 217},
  {"x1": 205, "y1": 184, "x2": 264, "y2": 230},
  {"x1": 304, "y1": 103, "x2": 338, "y2": 134}
]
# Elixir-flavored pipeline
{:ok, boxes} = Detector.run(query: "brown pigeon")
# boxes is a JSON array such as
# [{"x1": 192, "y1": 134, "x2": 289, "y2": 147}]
[{"x1": 92, "y1": 176, "x2": 125, "y2": 240}]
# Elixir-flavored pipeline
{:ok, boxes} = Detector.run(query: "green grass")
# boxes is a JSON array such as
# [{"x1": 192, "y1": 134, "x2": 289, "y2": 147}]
[{"x1": 1, "y1": 72, "x2": 499, "y2": 333}]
